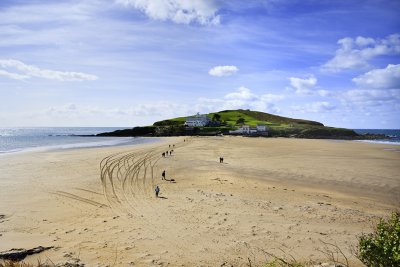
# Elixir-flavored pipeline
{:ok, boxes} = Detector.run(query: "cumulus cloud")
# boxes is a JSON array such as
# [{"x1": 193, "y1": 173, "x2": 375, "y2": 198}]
[
  {"x1": 116, "y1": 0, "x2": 220, "y2": 25},
  {"x1": 261, "y1": 93, "x2": 285, "y2": 102},
  {"x1": 225, "y1": 86, "x2": 256, "y2": 100},
  {"x1": 289, "y1": 75, "x2": 317, "y2": 95},
  {"x1": 208, "y1": 65, "x2": 238, "y2": 77},
  {"x1": 288, "y1": 75, "x2": 335, "y2": 97},
  {"x1": 341, "y1": 89, "x2": 400, "y2": 107},
  {"x1": 197, "y1": 86, "x2": 285, "y2": 114},
  {"x1": 293, "y1": 101, "x2": 336, "y2": 113},
  {"x1": 322, "y1": 34, "x2": 400, "y2": 72},
  {"x1": 352, "y1": 64, "x2": 400, "y2": 89},
  {"x1": 39, "y1": 101, "x2": 194, "y2": 126},
  {"x1": 0, "y1": 69, "x2": 29, "y2": 80},
  {"x1": 0, "y1": 59, "x2": 98, "y2": 81},
  {"x1": 317, "y1": 89, "x2": 334, "y2": 97},
  {"x1": 342, "y1": 64, "x2": 400, "y2": 111}
]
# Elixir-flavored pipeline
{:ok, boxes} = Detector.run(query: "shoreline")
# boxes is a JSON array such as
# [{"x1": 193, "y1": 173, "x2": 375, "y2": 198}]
[
  {"x1": 0, "y1": 137, "x2": 399, "y2": 266},
  {"x1": 354, "y1": 139, "x2": 400, "y2": 146},
  {"x1": 0, "y1": 136, "x2": 162, "y2": 157},
  {"x1": 2, "y1": 136, "x2": 399, "y2": 158}
]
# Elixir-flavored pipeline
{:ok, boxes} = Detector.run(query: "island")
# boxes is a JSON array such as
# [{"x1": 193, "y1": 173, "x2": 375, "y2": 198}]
[{"x1": 97, "y1": 109, "x2": 384, "y2": 139}]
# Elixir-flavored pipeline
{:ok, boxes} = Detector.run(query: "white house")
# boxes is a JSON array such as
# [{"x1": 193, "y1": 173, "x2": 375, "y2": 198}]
[
  {"x1": 184, "y1": 113, "x2": 211, "y2": 127},
  {"x1": 229, "y1": 124, "x2": 268, "y2": 135},
  {"x1": 229, "y1": 125, "x2": 256, "y2": 134},
  {"x1": 256, "y1": 124, "x2": 267, "y2": 132}
]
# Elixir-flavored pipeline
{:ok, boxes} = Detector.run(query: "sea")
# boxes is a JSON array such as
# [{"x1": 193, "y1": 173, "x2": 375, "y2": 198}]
[
  {"x1": 353, "y1": 129, "x2": 400, "y2": 145},
  {"x1": 0, "y1": 127, "x2": 160, "y2": 154},
  {"x1": 0, "y1": 127, "x2": 399, "y2": 154}
]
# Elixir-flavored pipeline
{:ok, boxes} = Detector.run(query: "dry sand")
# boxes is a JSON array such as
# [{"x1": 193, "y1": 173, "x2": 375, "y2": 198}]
[{"x1": 0, "y1": 137, "x2": 399, "y2": 266}]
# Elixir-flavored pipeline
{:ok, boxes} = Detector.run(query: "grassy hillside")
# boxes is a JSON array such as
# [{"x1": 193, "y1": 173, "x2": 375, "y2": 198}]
[
  {"x1": 153, "y1": 109, "x2": 323, "y2": 128},
  {"x1": 211, "y1": 109, "x2": 323, "y2": 127},
  {"x1": 98, "y1": 109, "x2": 362, "y2": 139},
  {"x1": 150, "y1": 109, "x2": 359, "y2": 138}
]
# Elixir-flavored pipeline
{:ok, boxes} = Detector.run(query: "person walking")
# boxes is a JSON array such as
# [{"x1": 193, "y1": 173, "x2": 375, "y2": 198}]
[
  {"x1": 162, "y1": 170, "x2": 166, "y2": 180},
  {"x1": 155, "y1": 185, "x2": 160, "y2": 197}
]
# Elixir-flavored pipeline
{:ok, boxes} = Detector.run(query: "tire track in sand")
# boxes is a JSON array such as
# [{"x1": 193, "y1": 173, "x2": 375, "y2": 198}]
[{"x1": 99, "y1": 139, "x2": 191, "y2": 217}]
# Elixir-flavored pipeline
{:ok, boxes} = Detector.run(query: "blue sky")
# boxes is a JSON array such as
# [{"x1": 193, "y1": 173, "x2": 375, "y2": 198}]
[{"x1": 0, "y1": 0, "x2": 399, "y2": 128}]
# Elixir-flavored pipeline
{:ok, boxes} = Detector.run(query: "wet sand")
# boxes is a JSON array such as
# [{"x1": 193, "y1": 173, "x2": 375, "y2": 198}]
[{"x1": 0, "y1": 137, "x2": 399, "y2": 266}]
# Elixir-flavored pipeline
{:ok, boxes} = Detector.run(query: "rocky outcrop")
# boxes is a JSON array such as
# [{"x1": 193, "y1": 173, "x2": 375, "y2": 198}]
[{"x1": 0, "y1": 246, "x2": 53, "y2": 261}]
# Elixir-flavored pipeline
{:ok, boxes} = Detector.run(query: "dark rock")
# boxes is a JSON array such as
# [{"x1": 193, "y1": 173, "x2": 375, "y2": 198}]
[{"x1": 0, "y1": 246, "x2": 54, "y2": 261}]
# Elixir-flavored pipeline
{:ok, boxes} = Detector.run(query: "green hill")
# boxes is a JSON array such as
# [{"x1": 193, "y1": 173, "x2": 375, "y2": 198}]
[
  {"x1": 153, "y1": 109, "x2": 324, "y2": 127},
  {"x1": 98, "y1": 109, "x2": 363, "y2": 139}
]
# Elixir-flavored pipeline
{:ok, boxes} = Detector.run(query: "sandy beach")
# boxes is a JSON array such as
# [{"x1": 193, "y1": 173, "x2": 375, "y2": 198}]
[{"x1": 0, "y1": 137, "x2": 399, "y2": 266}]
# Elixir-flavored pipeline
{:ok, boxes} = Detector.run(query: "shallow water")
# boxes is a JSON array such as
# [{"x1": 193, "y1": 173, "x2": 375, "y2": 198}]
[{"x1": 0, "y1": 127, "x2": 158, "y2": 153}]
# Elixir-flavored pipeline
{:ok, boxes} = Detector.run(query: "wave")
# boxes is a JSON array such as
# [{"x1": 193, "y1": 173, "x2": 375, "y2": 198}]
[
  {"x1": 354, "y1": 140, "x2": 400, "y2": 146},
  {"x1": 0, "y1": 137, "x2": 159, "y2": 155}
]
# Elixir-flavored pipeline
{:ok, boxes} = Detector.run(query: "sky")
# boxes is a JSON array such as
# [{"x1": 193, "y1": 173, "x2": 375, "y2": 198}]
[{"x1": 0, "y1": 0, "x2": 399, "y2": 128}]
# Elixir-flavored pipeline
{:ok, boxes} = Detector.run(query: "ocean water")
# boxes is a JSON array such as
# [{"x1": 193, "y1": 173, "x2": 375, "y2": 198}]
[
  {"x1": 1, "y1": 127, "x2": 398, "y2": 154},
  {"x1": 353, "y1": 129, "x2": 400, "y2": 145},
  {"x1": 0, "y1": 127, "x2": 159, "y2": 154}
]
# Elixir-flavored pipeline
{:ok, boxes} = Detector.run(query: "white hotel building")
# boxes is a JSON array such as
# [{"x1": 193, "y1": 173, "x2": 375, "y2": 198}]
[{"x1": 184, "y1": 113, "x2": 211, "y2": 127}]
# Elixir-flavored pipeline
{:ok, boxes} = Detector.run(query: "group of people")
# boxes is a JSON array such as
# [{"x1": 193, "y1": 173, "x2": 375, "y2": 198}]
[
  {"x1": 155, "y1": 170, "x2": 167, "y2": 197},
  {"x1": 155, "y1": 144, "x2": 175, "y2": 197},
  {"x1": 155, "y1": 141, "x2": 225, "y2": 198},
  {"x1": 162, "y1": 149, "x2": 174, "y2": 157}
]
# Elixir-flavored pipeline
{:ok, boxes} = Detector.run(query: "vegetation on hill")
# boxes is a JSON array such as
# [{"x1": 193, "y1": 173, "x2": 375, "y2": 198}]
[
  {"x1": 213, "y1": 109, "x2": 323, "y2": 127},
  {"x1": 153, "y1": 109, "x2": 323, "y2": 128},
  {"x1": 97, "y1": 109, "x2": 375, "y2": 139}
]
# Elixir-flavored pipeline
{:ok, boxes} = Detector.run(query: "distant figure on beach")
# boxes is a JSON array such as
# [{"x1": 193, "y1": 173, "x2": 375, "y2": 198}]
[
  {"x1": 219, "y1": 157, "x2": 224, "y2": 163},
  {"x1": 162, "y1": 170, "x2": 166, "y2": 180},
  {"x1": 169, "y1": 144, "x2": 171, "y2": 148},
  {"x1": 155, "y1": 185, "x2": 160, "y2": 197},
  {"x1": 162, "y1": 152, "x2": 165, "y2": 157},
  {"x1": 169, "y1": 150, "x2": 172, "y2": 156},
  {"x1": 173, "y1": 144, "x2": 175, "y2": 148}
]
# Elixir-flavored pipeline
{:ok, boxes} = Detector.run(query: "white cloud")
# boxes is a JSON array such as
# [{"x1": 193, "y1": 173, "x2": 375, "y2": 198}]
[
  {"x1": 197, "y1": 87, "x2": 285, "y2": 114},
  {"x1": 0, "y1": 59, "x2": 98, "y2": 81},
  {"x1": 289, "y1": 75, "x2": 317, "y2": 95},
  {"x1": 322, "y1": 34, "x2": 400, "y2": 72},
  {"x1": 0, "y1": 69, "x2": 29, "y2": 80},
  {"x1": 0, "y1": 1, "x2": 95, "y2": 25},
  {"x1": 293, "y1": 101, "x2": 336, "y2": 113},
  {"x1": 317, "y1": 89, "x2": 334, "y2": 97},
  {"x1": 341, "y1": 89, "x2": 400, "y2": 107},
  {"x1": 288, "y1": 75, "x2": 335, "y2": 97},
  {"x1": 260, "y1": 93, "x2": 285, "y2": 102},
  {"x1": 40, "y1": 101, "x2": 193, "y2": 126},
  {"x1": 127, "y1": 102, "x2": 190, "y2": 117},
  {"x1": 352, "y1": 64, "x2": 400, "y2": 89},
  {"x1": 116, "y1": 0, "x2": 220, "y2": 25},
  {"x1": 309, "y1": 102, "x2": 336, "y2": 112},
  {"x1": 208, "y1": 65, "x2": 239, "y2": 77},
  {"x1": 225, "y1": 86, "x2": 256, "y2": 100}
]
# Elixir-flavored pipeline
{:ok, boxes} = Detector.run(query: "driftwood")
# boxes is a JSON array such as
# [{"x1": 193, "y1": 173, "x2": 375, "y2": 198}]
[{"x1": 0, "y1": 246, "x2": 53, "y2": 261}]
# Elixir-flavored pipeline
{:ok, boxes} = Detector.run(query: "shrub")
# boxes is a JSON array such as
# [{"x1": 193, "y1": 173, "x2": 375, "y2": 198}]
[
  {"x1": 357, "y1": 211, "x2": 400, "y2": 267},
  {"x1": 236, "y1": 117, "x2": 245, "y2": 124}
]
